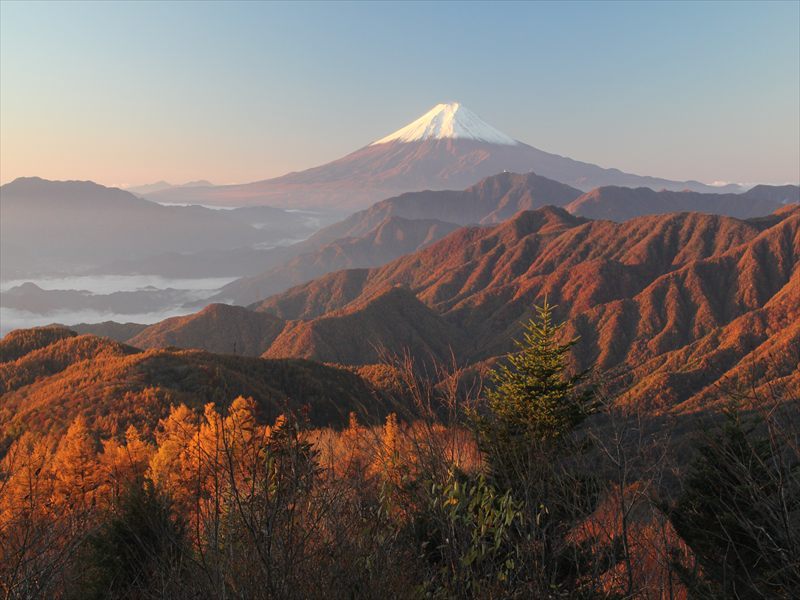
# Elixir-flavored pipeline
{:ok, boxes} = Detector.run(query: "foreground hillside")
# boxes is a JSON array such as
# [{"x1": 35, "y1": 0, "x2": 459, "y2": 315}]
[
  {"x1": 2, "y1": 302, "x2": 796, "y2": 599},
  {"x1": 128, "y1": 303, "x2": 286, "y2": 355},
  {"x1": 0, "y1": 327, "x2": 379, "y2": 446}
]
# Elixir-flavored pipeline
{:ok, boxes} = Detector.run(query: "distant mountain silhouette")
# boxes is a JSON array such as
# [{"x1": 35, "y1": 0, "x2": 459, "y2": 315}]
[
  {"x1": 741, "y1": 184, "x2": 800, "y2": 204},
  {"x1": 2, "y1": 282, "x2": 191, "y2": 315},
  {"x1": 565, "y1": 185, "x2": 798, "y2": 221},
  {"x1": 0, "y1": 177, "x2": 323, "y2": 278},
  {"x1": 218, "y1": 216, "x2": 460, "y2": 305},
  {"x1": 125, "y1": 179, "x2": 214, "y2": 195}
]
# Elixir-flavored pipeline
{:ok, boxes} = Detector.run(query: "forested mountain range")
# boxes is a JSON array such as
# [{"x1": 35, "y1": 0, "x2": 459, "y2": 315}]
[
  {"x1": 75, "y1": 205, "x2": 799, "y2": 415},
  {"x1": 217, "y1": 172, "x2": 797, "y2": 304},
  {"x1": 0, "y1": 326, "x2": 380, "y2": 447}
]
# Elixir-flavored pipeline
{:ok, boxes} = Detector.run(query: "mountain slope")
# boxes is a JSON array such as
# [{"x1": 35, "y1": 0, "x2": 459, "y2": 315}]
[
  {"x1": 129, "y1": 303, "x2": 286, "y2": 356},
  {"x1": 616, "y1": 267, "x2": 800, "y2": 412},
  {"x1": 741, "y1": 184, "x2": 800, "y2": 205},
  {"x1": 218, "y1": 216, "x2": 461, "y2": 305},
  {"x1": 253, "y1": 208, "x2": 753, "y2": 322},
  {"x1": 0, "y1": 326, "x2": 79, "y2": 362},
  {"x1": 371, "y1": 102, "x2": 518, "y2": 145},
  {"x1": 566, "y1": 185, "x2": 796, "y2": 221},
  {"x1": 125, "y1": 179, "x2": 214, "y2": 195},
  {"x1": 145, "y1": 102, "x2": 741, "y2": 210},
  {"x1": 300, "y1": 171, "x2": 584, "y2": 247},
  {"x1": 61, "y1": 321, "x2": 149, "y2": 342},
  {"x1": 0, "y1": 331, "x2": 380, "y2": 443},
  {"x1": 571, "y1": 213, "x2": 800, "y2": 410},
  {"x1": 0, "y1": 329, "x2": 138, "y2": 395},
  {"x1": 263, "y1": 286, "x2": 467, "y2": 366},
  {"x1": 217, "y1": 173, "x2": 793, "y2": 306},
  {"x1": 248, "y1": 207, "x2": 799, "y2": 412}
]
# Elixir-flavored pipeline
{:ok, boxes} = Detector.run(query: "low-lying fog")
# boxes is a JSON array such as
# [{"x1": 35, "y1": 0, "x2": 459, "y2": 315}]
[
  {"x1": 0, "y1": 275, "x2": 237, "y2": 295},
  {"x1": 0, "y1": 306, "x2": 200, "y2": 336},
  {"x1": 0, "y1": 275, "x2": 238, "y2": 336},
  {"x1": 0, "y1": 178, "x2": 351, "y2": 337}
]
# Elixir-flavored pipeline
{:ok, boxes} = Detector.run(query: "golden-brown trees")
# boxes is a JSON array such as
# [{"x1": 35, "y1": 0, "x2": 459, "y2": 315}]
[
  {"x1": 148, "y1": 403, "x2": 199, "y2": 510},
  {"x1": 50, "y1": 417, "x2": 100, "y2": 529},
  {"x1": 0, "y1": 433, "x2": 58, "y2": 598},
  {"x1": 97, "y1": 425, "x2": 153, "y2": 506}
]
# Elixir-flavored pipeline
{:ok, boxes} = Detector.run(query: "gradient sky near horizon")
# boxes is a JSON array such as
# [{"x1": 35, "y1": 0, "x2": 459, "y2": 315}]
[{"x1": 1, "y1": 0, "x2": 798, "y2": 187}]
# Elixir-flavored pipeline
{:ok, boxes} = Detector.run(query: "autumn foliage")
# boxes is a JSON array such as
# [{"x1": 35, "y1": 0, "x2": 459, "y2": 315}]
[{"x1": 1, "y1": 309, "x2": 798, "y2": 598}]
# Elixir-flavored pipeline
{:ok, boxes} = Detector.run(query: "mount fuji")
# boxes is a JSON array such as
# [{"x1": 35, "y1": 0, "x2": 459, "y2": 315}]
[{"x1": 146, "y1": 102, "x2": 741, "y2": 210}]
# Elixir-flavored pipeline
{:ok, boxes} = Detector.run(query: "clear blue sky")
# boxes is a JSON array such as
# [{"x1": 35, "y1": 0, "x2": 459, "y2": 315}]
[{"x1": 1, "y1": 0, "x2": 798, "y2": 186}]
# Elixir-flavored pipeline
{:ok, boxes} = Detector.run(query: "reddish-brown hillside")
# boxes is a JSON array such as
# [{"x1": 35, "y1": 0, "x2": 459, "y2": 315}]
[
  {"x1": 129, "y1": 303, "x2": 286, "y2": 356},
  {"x1": 0, "y1": 326, "x2": 78, "y2": 362},
  {"x1": 263, "y1": 286, "x2": 467, "y2": 366},
  {"x1": 61, "y1": 321, "x2": 148, "y2": 342},
  {"x1": 0, "y1": 330, "x2": 138, "y2": 395},
  {"x1": 0, "y1": 332, "x2": 380, "y2": 444},
  {"x1": 216, "y1": 173, "x2": 792, "y2": 306},
  {"x1": 251, "y1": 206, "x2": 799, "y2": 411},
  {"x1": 254, "y1": 208, "x2": 758, "y2": 323},
  {"x1": 616, "y1": 268, "x2": 800, "y2": 413}
]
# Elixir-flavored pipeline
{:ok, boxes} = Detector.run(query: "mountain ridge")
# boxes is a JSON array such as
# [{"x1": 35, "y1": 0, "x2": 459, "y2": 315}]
[
  {"x1": 216, "y1": 173, "x2": 795, "y2": 305},
  {"x1": 217, "y1": 215, "x2": 461, "y2": 305},
  {"x1": 7, "y1": 207, "x2": 796, "y2": 415},
  {"x1": 0, "y1": 330, "x2": 382, "y2": 442},
  {"x1": 0, "y1": 177, "x2": 319, "y2": 279},
  {"x1": 243, "y1": 206, "x2": 799, "y2": 412},
  {"x1": 566, "y1": 185, "x2": 799, "y2": 221}
]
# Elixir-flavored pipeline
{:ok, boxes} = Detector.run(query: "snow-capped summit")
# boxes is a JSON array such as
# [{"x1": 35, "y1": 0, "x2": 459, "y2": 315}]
[{"x1": 371, "y1": 102, "x2": 518, "y2": 146}]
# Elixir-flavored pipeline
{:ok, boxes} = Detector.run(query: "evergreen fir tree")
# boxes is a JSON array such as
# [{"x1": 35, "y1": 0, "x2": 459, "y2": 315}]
[
  {"x1": 472, "y1": 298, "x2": 600, "y2": 594},
  {"x1": 478, "y1": 298, "x2": 595, "y2": 488}
]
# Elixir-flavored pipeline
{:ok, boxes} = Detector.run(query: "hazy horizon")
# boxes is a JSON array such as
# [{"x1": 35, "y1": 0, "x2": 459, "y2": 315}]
[{"x1": 2, "y1": 1, "x2": 798, "y2": 188}]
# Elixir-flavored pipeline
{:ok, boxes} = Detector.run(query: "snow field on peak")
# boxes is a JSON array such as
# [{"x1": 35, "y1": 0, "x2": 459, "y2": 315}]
[{"x1": 371, "y1": 102, "x2": 518, "y2": 146}]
